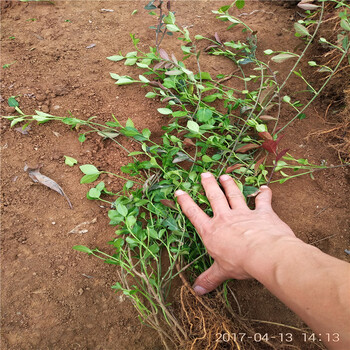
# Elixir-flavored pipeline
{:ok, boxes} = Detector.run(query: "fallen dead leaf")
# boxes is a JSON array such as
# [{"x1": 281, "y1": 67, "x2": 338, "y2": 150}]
[{"x1": 24, "y1": 164, "x2": 73, "y2": 209}]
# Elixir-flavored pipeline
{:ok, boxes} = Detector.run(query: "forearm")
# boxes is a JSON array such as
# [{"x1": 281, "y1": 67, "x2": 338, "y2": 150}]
[{"x1": 246, "y1": 237, "x2": 350, "y2": 349}]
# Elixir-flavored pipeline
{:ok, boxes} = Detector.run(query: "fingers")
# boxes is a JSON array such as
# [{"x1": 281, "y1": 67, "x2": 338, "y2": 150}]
[
  {"x1": 219, "y1": 174, "x2": 247, "y2": 210},
  {"x1": 175, "y1": 190, "x2": 210, "y2": 234},
  {"x1": 255, "y1": 185, "x2": 272, "y2": 211},
  {"x1": 192, "y1": 262, "x2": 227, "y2": 295},
  {"x1": 201, "y1": 172, "x2": 230, "y2": 214}
]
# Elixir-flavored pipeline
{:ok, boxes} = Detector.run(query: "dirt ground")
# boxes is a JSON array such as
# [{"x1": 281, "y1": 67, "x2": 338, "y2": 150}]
[{"x1": 1, "y1": 1, "x2": 349, "y2": 349}]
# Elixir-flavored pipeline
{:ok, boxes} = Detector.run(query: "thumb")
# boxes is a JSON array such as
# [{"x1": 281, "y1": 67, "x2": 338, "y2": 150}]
[
  {"x1": 255, "y1": 185, "x2": 272, "y2": 211},
  {"x1": 192, "y1": 262, "x2": 227, "y2": 296}
]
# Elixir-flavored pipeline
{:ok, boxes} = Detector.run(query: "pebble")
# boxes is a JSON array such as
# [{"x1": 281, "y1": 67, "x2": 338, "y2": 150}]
[
  {"x1": 36, "y1": 94, "x2": 46, "y2": 102},
  {"x1": 5, "y1": 106, "x2": 16, "y2": 114},
  {"x1": 41, "y1": 105, "x2": 49, "y2": 113},
  {"x1": 52, "y1": 221, "x2": 56, "y2": 225},
  {"x1": 78, "y1": 288, "x2": 84, "y2": 295}
]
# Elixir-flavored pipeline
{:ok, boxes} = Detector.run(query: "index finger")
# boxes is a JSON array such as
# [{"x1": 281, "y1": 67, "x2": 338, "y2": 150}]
[{"x1": 175, "y1": 190, "x2": 210, "y2": 235}]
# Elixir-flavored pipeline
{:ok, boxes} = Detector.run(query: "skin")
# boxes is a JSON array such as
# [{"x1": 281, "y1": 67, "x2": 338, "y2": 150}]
[{"x1": 175, "y1": 172, "x2": 350, "y2": 350}]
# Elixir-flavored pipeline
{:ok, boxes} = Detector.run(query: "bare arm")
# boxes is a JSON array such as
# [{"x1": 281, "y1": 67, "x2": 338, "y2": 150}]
[{"x1": 175, "y1": 172, "x2": 350, "y2": 349}]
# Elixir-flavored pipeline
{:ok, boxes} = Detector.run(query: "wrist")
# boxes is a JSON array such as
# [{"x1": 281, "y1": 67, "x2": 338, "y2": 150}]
[{"x1": 243, "y1": 234, "x2": 307, "y2": 283}]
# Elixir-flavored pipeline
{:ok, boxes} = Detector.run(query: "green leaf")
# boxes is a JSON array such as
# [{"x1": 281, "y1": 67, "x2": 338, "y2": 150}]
[
  {"x1": 157, "y1": 108, "x2": 172, "y2": 115},
  {"x1": 172, "y1": 111, "x2": 187, "y2": 117},
  {"x1": 162, "y1": 217, "x2": 179, "y2": 231},
  {"x1": 110, "y1": 73, "x2": 121, "y2": 80},
  {"x1": 124, "y1": 58, "x2": 138, "y2": 66},
  {"x1": 80, "y1": 174, "x2": 100, "y2": 184},
  {"x1": 111, "y1": 282, "x2": 123, "y2": 290},
  {"x1": 78, "y1": 134, "x2": 86, "y2": 142},
  {"x1": 264, "y1": 49, "x2": 274, "y2": 55},
  {"x1": 235, "y1": 0, "x2": 245, "y2": 9},
  {"x1": 340, "y1": 19, "x2": 350, "y2": 31},
  {"x1": 64, "y1": 156, "x2": 77, "y2": 167},
  {"x1": 10, "y1": 118, "x2": 24, "y2": 127},
  {"x1": 194, "y1": 72, "x2": 212, "y2": 80},
  {"x1": 139, "y1": 75, "x2": 150, "y2": 83},
  {"x1": 80, "y1": 164, "x2": 100, "y2": 175},
  {"x1": 283, "y1": 96, "x2": 291, "y2": 103},
  {"x1": 8, "y1": 96, "x2": 19, "y2": 107},
  {"x1": 294, "y1": 22, "x2": 310, "y2": 37},
  {"x1": 195, "y1": 35, "x2": 205, "y2": 40},
  {"x1": 271, "y1": 53, "x2": 298, "y2": 63},
  {"x1": 202, "y1": 155, "x2": 212, "y2": 163},
  {"x1": 126, "y1": 118, "x2": 134, "y2": 128},
  {"x1": 116, "y1": 77, "x2": 135, "y2": 85},
  {"x1": 145, "y1": 92, "x2": 157, "y2": 98},
  {"x1": 142, "y1": 128, "x2": 151, "y2": 138},
  {"x1": 117, "y1": 203, "x2": 128, "y2": 217},
  {"x1": 125, "y1": 180, "x2": 134, "y2": 189},
  {"x1": 166, "y1": 24, "x2": 179, "y2": 32},
  {"x1": 88, "y1": 188, "x2": 101, "y2": 199},
  {"x1": 125, "y1": 51, "x2": 137, "y2": 57},
  {"x1": 126, "y1": 215, "x2": 136, "y2": 227},
  {"x1": 165, "y1": 70, "x2": 183, "y2": 76},
  {"x1": 243, "y1": 186, "x2": 258, "y2": 197},
  {"x1": 196, "y1": 108, "x2": 213, "y2": 122},
  {"x1": 107, "y1": 55, "x2": 124, "y2": 61},
  {"x1": 187, "y1": 120, "x2": 200, "y2": 133},
  {"x1": 128, "y1": 151, "x2": 144, "y2": 156},
  {"x1": 73, "y1": 245, "x2": 93, "y2": 254}
]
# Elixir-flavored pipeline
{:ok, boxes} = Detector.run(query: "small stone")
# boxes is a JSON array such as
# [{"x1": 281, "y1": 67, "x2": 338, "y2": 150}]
[
  {"x1": 53, "y1": 105, "x2": 60, "y2": 110},
  {"x1": 52, "y1": 221, "x2": 56, "y2": 225},
  {"x1": 41, "y1": 105, "x2": 49, "y2": 113},
  {"x1": 78, "y1": 288, "x2": 84, "y2": 295},
  {"x1": 36, "y1": 94, "x2": 46, "y2": 102},
  {"x1": 58, "y1": 265, "x2": 65, "y2": 271},
  {"x1": 5, "y1": 106, "x2": 16, "y2": 114}
]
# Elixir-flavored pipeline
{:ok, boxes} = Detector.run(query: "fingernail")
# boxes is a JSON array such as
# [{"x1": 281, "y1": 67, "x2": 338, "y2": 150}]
[
  {"x1": 175, "y1": 190, "x2": 186, "y2": 197},
  {"x1": 260, "y1": 185, "x2": 269, "y2": 189},
  {"x1": 201, "y1": 172, "x2": 212, "y2": 179},
  {"x1": 220, "y1": 174, "x2": 231, "y2": 181},
  {"x1": 193, "y1": 285, "x2": 207, "y2": 296}
]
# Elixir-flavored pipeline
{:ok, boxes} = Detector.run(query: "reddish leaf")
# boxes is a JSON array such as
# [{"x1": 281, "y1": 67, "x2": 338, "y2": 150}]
[
  {"x1": 276, "y1": 148, "x2": 290, "y2": 162},
  {"x1": 162, "y1": 96, "x2": 175, "y2": 102},
  {"x1": 160, "y1": 199, "x2": 177, "y2": 210},
  {"x1": 236, "y1": 143, "x2": 260, "y2": 153},
  {"x1": 226, "y1": 164, "x2": 244, "y2": 173},
  {"x1": 159, "y1": 48, "x2": 170, "y2": 61},
  {"x1": 183, "y1": 138, "x2": 196, "y2": 147},
  {"x1": 153, "y1": 61, "x2": 166, "y2": 70},
  {"x1": 167, "y1": 0, "x2": 171, "y2": 10},
  {"x1": 204, "y1": 44, "x2": 220, "y2": 52},
  {"x1": 214, "y1": 32, "x2": 222, "y2": 44},
  {"x1": 254, "y1": 156, "x2": 267, "y2": 173},
  {"x1": 149, "y1": 81, "x2": 166, "y2": 90},
  {"x1": 298, "y1": 3, "x2": 319, "y2": 10},
  {"x1": 258, "y1": 131, "x2": 273, "y2": 140},
  {"x1": 171, "y1": 53, "x2": 178, "y2": 65},
  {"x1": 259, "y1": 115, "x2": 277, "y2": 121},
  {"x1": 261, "y1": 135, "x2": 284, "y2": 155}
]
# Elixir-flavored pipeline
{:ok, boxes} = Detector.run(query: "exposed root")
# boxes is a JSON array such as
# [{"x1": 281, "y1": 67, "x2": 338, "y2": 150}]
[{"x1": 308, "y1": 87, "x2": 350, "y2": 160}]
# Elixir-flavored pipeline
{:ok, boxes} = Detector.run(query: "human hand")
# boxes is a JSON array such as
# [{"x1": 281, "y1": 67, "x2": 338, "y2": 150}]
[{"x1": 175, "y1": 172, "x2": 297, "y2": 295}]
